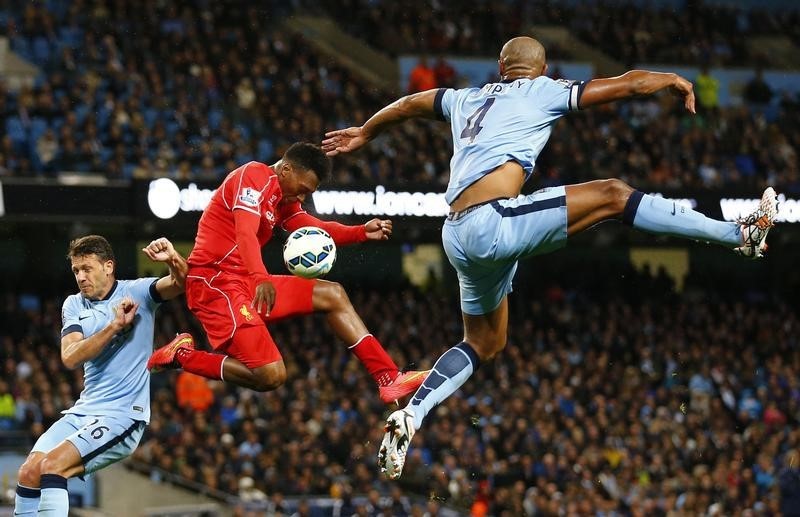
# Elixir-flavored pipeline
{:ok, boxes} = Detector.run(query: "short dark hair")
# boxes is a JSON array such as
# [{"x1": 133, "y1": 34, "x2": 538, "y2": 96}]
[
  {"x1": 67, "y1": 235, "x2": 115, "y2": 263},
  {"x1": 283, "y1": 142, "x2": 331, "y2": 182}
]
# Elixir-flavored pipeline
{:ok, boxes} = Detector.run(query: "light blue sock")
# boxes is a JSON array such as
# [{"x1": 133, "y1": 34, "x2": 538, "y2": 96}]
[
  {"x1": 14, "y1": 484, "x2": 40, "y2": 516},
  {"x1": 38, "y1": 474, "x2": 68, "y2": 517},
  {"x1": 407, "y1": 342, "x2": 480, "y2": 429},
  {"x1": 623, "y1": 191, "x2": 741, "y2": 247}
]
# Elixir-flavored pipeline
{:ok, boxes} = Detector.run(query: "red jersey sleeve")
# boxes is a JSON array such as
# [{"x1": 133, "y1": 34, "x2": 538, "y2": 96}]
[
  {"x1": 279, "y1": 201, "x2": 368, "y2": 246},
  {"x1": 234, "y1": 209, "x2": 270, "y2": 283},
  {"x1": 226, "y1": 162, "x2": 281, "y2": 283},
  {"x1": 229, "y1": 162, "x2": 271, "y2": 215}
]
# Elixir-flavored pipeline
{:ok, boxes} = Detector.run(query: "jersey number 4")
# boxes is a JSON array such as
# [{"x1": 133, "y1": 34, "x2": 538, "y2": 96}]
[{"x1": 460, "y1": 98, "x2": 496, "y2": 143}]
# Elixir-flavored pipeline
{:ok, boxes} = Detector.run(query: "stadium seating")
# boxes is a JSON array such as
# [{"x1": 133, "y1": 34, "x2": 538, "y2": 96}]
[
  {"x1": 0, "y1": 1, "x2": 797, "y2": 191},
  {"x1": 321, "y1": 0, "x2": 797, "y2": 67}
]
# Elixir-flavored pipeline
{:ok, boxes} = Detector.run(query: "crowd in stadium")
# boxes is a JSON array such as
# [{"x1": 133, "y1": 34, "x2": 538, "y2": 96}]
[
  {"x1": 2, "y1": 267, "x2": 800, "y2": 515},
  {"x1": 4, "y1": 0, "x2": 800, "y2": 515},
  {"x1": 0, "y1": 0, "x2": 798, "y2": 192},
  {"x1": 321, "y1": 0, "x2": 800, "y2": 66}
]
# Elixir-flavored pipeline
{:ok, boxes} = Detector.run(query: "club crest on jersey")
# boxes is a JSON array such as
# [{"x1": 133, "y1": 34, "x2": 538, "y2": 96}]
[
  {"x1": 240, "y1": 304, "x2": 254, "y2": 321},
  {"x1": 238, "y1": 187, "x2": 261, "y2": 207}
]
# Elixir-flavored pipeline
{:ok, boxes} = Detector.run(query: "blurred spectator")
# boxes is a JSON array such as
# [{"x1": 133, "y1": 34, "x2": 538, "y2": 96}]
[
  {"x1": 744, "y1": 68, "x2": 774, "y2": 106},
  {"x1": 779, "y1": 450, "x2": 800, "y2": 516},
  {"x1": 695, "y1": 65, "x2": 720, "y2": 114},
  {"x1": 332, "y1": 484, "x2": 357, "y2": 517},
  {"x1": 238, "y1": 431, "x2": 263, "y2": 459},
  {"x1": 290, "y1": 498, "x2": 312, "y2": 517},
  {"x1": 175, "y1": 371, "x2": 214, "y2": 413},
  {"x1": 35, "y1": 129, "x2": 59, "y2": 174},
  {"x1": 238, "y1": 476, "x2": 267, "y2": 503},
  {"x1": 433, "y1": 56, "x2": 457, "y2": 89},
  {"x1": 0, "y1": 380, "x2": 16, "y2": 430},
  {"x1": 236, "y1": 78, "x2": 258, "y2": 112},
  {"x1": 407, "y1": 56, "x2": 437, "y2": 93}
]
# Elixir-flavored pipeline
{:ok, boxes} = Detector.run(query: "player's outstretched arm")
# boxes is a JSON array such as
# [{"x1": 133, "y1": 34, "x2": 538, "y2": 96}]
[
  {"x1": 62, "y1": 297, "x2": 139, "y2": 369},
  {"x1": 142, "y1": 237, "x2": 188, "y2": 300},
  {"x1": 323, "y1": 89, "x2": 441, "y2": 156},
  {"x1": 281, "y1": 202, "x2": 390, "y2": 245},
  {"x1": 579, "y1": 70, "x2": 695, "y2": 114}
]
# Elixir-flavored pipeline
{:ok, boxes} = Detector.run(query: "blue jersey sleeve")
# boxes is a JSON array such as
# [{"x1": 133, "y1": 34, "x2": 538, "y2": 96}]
[
  {"x1": 435, "y1": 88, "x2": 457, "y2": 122},
  {"x1": 126, "y1": 277, "x2": 162, "y2": 311},
  {"x1": 535, "y1": 77, "x2": 586, "y2": 116},
  {"x1": 61, "y1": 296, "x2": 83, "y2": 338}
]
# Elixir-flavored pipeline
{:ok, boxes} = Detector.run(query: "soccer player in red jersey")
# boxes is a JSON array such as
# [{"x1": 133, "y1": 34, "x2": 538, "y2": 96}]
[{"x1": 147, "y1": 143, "x2": 426, "y2": 403}]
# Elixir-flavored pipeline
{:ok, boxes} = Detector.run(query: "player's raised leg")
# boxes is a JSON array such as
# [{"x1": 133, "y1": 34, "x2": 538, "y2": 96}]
[
  {"x1": 149, "y1": 268, "x2": 292, "y2": 391},
  {"x1": 311, "y1": 279, "x2": 428, "y2": 403},
  {"x1": 149, "y1": 327, "x2": 288, "y2": 392},
  {"x1": 564, "y1": 179, "x2": 777, "y2": 256},
  {"x1": 380, "y1": 298, "x2": 506, "y2": 479}
]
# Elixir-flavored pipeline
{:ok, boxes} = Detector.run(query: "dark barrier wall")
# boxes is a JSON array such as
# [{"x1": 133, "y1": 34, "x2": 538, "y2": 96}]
[
  {"x1": 3, "y1": 178, "x2": 799, "y2": 235},
  {"x1": 1, "y1": 178, "x2": 795, "y2": 294}
]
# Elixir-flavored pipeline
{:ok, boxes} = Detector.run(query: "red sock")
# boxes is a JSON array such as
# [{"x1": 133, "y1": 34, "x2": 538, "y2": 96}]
[
  {"x1": 349, "y1": 334, "x2": 399, "y2": 387},
  {"x1": 176, "y1": 348, "x2": 225, "y2": 381}
]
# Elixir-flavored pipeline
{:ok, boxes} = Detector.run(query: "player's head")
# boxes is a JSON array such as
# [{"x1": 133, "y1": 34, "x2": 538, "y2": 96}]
[
  {"x1": 275, "y1": 143, "x2": 331, "y2": 203},
  {"x1": 67, "y1": 235, "x2": 116, "y2": 300},
  {"x1": 498, "y1": 36, "x2": 547, "y2": 81}
]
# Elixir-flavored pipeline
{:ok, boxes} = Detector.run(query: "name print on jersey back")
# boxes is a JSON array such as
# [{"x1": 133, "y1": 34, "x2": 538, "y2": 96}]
[{"x1": 439, "y1": 76, "x2": 585, "y2": 204}]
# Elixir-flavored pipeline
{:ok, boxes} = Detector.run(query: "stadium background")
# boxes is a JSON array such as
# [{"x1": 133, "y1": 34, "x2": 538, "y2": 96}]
[{"x1": 2, "y1": 0, "x2": 800, "y2": 515}]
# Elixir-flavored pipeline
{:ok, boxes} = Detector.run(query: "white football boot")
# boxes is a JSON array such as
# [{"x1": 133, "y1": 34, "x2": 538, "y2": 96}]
[
  {"x1": 734, "y1": 187, "x2": 778, "y2": 259},
  {"x1": 378, "y1": 409, "x2": 416, "y2": 479}
]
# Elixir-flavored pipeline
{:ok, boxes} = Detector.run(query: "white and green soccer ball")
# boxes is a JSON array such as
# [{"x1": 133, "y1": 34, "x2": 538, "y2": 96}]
[{"x1": 283, "y1": 227, "x2": 337, "y2": 279}]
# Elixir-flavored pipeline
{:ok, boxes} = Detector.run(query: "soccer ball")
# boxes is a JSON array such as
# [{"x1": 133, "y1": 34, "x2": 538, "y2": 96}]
[{"x1": 283, "y1": 227, "x2": 337, "y2": 279}]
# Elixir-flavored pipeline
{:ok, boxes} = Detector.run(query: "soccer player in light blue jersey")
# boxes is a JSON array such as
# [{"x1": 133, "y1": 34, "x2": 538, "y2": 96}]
[
  {"x1": 323, "y1": 36, "x2": 779, "y2": 479},
  {"x1": 13, "y1": 235, "x2": 187, "y2": 516}
]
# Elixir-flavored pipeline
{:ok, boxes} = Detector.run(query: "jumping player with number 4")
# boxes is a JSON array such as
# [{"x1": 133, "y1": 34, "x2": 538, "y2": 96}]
[
  {"x1": 14, "y1": 235, "x2": 187, "y2": 517},
  {"x1": 323, "y1": 36, "x2": 779, "y2": 479}
]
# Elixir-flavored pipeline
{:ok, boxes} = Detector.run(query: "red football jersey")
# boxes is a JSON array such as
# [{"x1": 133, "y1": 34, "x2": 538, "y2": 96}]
[
  {"x1": 189, "y1": 161, "x2": 368, "y2": 280},
  {"x1": 188, "y1": 161, "x2": 284, "y2": 273}
]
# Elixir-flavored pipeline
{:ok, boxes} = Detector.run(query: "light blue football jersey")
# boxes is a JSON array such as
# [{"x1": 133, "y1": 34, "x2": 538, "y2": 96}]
[
  {"x1": 60, "y1": 279, "x2": 162, "y2": 423},
  {"x1": 436, "y1": 76, "x2": 584, "y2": 204}
]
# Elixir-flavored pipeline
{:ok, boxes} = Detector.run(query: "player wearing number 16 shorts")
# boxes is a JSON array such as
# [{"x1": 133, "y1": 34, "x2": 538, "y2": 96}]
[
  {"x1": 14, "y1": 235, "x2": 187, "y2": 517},
  {"x1": 147, "y1": 143, "x2": 427, "y2": 402}
]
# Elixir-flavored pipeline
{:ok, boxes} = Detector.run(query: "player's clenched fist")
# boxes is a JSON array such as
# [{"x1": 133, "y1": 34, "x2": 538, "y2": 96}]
[
  {"x1": 142, "y1": 237, "x2": 178, "y2": 263},
  {"x1": 365, "y1": 218, "x2": 393, "y2": 240},
  {"x1": 112, "y1": 297, "x2": 139, "y2": 332}
]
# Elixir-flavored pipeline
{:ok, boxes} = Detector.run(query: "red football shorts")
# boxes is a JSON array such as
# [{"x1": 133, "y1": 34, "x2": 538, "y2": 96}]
[{"x1": 185, "y1": 267, "x2": 315, "y2": 368}]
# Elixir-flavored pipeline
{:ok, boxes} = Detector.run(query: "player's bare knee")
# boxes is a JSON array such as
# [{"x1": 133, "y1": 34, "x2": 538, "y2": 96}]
[
  {"x1": 487, "y1": 337, "x2": 508, "y2": 359},
  {"x1": 471, "y1": 337, "x2": 507, "y2": 361},
  {"x1": 251, "y1": 364, "x2": 287, "y2": 392},
  {"x1": 17, "y1": 456, "x2": 42, "y2": 487},
  {"x1": 313, "y1": 280, "x2": 349, "y2": 311},
  {"x1": 602, "y1": 179, "x2": 634, "y2": 213},
  {"x1": 38, "y1": 455, "x2": 69, "y2": 477},
  {"x1": 328, "y1": 282, "x2": 350, "y2": 308}
]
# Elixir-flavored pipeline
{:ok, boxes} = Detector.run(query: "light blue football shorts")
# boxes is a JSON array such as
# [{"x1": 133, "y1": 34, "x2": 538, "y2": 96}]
[
  {"x1": 32, "y1": 413, "x2": 146, "y2": 475},
  {"x1": 442, "y1": 186, "x2": 568, "y2": 315}
]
